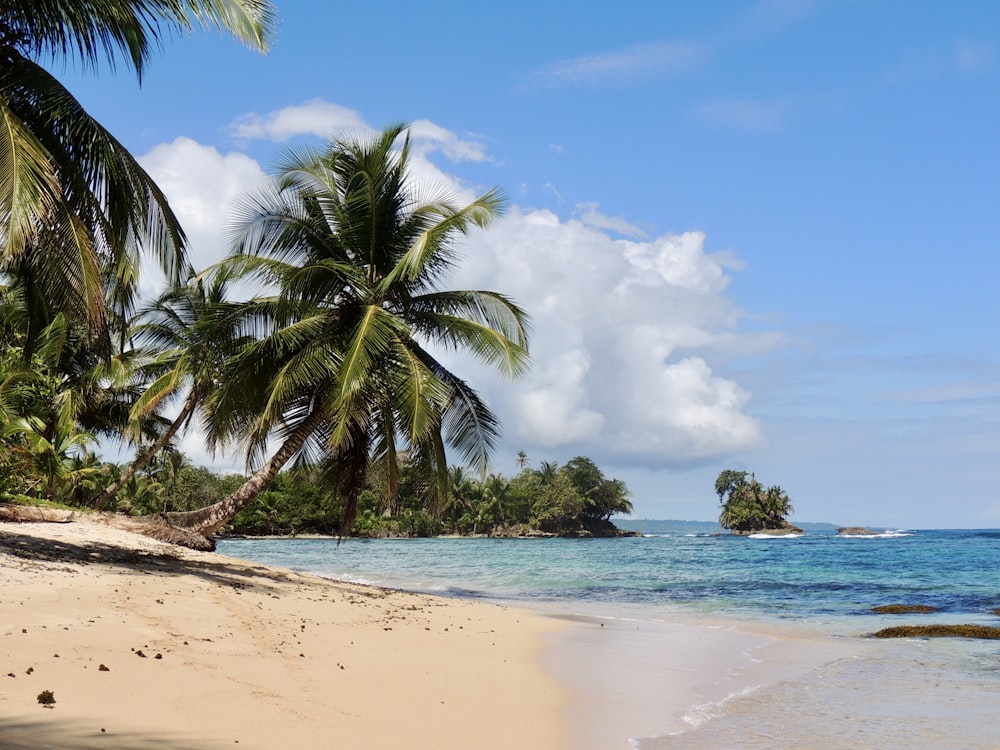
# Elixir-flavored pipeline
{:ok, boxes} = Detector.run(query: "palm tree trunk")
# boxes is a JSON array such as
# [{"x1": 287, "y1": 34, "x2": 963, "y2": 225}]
[
  {"x1": 95, "y1": 390, "x2": 199, "y2": 510},
  {"x1": 161, "y1": 407, "x2": 326, "y2": 538}
]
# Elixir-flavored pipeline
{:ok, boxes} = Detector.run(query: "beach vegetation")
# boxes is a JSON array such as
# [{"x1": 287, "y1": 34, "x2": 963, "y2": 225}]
[
  {"x1": 155, "y1": 124, "x2": 530, "y2": 542},
  {"x1": 0, "y1": 0, "x2": 275, "y2": 353}
]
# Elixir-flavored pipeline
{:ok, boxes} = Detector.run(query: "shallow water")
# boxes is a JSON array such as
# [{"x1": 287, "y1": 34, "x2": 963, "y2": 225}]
[{"x1": 218, "y1": 526, "x2": 1000, "y2": 748}]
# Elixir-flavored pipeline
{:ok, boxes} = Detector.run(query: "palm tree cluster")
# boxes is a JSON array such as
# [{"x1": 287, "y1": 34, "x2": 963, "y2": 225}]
[
  {"x1": 0, "y1": 3, "x2": 533, "y2": 548},
  {"x1": 441, "y1": 455, "x2": 633, "y2": 537},
  {"x1": 715, "y1": 469, "x2": 794, "y2": 533}
]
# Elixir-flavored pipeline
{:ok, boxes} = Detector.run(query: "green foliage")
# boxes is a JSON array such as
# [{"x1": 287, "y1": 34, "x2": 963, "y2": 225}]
[
  {"x1": 532, "y1": 473, "x2": 585, "y2": 532},
  {"x1": 0, "y1": 0, "x2": 275, "y2": 349},
  {"x1": 562, "y1": 456, "x2": 634, "y2": 520},
  {"x1": 716, "y1": 469, "x2": 794, "y2": 532}
]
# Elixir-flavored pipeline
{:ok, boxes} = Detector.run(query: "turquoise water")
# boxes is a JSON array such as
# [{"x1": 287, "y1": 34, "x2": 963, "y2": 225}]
[
  {"x1": 217, "y1": 525, "x2": 1000, "y2": 748},
  {"x1": 218, "y1": 526, "x2": 1000, "y2": 628}
]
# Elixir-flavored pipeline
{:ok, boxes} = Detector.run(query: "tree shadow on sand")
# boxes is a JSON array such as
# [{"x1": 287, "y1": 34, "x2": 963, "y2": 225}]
[
  {"x1": 0, "y1": 717, "x2": 239, "y2": 749},
  {"x1": 0, "y1": 527, "x2": 297, "y2": 593}
]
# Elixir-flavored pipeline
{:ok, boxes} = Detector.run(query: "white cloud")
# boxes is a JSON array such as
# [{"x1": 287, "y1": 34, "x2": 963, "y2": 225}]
[
  {"x1": 229, "y1": 100, "x2": 369, "y2": 142},
  {"x1": 530, "y1": 41, "x2": 708, "y2": 88},
  {"x1": 139, "y1": 137, "x2": 270, "y2": 294},
  {"x1": 954, "y1": 39, "x2": 995, "y2": 73},
  {"x1": 884, "y1": 39, "x2": 996, "y2": 84},
  {"x1": 447, "y1": 208, "x2": 764, "y2": 467},
  {"x1": 408, "y1": 120, "x2": 492, "y2": 163},
  {"x1": 576, "y1": 202, "x2": 648, "y2": 239},
  {"x1": 135, "y1": 109, "x2": 767, "y2": 474},
  {"x1": 689, "y1": 99, "x2": 787, "y2": 130}
]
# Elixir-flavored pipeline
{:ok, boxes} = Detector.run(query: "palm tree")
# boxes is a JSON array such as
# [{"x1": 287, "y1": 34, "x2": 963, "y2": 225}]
[
  {"x1": 536, "y1": 460, "x2": 559, "y2": 485},
  {"x1": 94, "y1": 272, "x2": 245, "y2": 508},
  {"x1": 716, "y1": 469, "x2": 794, "y2": 532},
  {"x1": 515, "y1": 449, "x2": 529, "y2": 472},
  {"x1": 0, "y1": 0, "x2": 276, "y2": 350},
  {"x1": 161, "y1": 124, "x2": 530, "y2": 541},
  {"x1": 481, "y1": 472, "x2": 509, "y2": 530}
]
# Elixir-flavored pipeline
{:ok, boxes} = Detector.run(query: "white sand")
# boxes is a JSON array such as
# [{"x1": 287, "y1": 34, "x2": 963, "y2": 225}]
[
  {"x1": 0, "y1": 518, "x2": 568, "y2": 749},
  {"x1": 0, "y1": 515, "x2": 866, "y2": 750}
]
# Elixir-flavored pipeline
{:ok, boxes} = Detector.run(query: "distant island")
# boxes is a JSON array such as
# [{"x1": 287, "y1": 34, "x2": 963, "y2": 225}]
[{"x1": 715, "y1": 470, "x2": 802, "y2": 535}]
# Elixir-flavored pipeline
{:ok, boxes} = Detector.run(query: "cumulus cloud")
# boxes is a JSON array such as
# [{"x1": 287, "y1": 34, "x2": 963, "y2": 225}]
[
  {"x1": 447, "y1": 208, "x2": 764, "y2": 467},
  {"x1": 135, "y1": 107, "x2": 767, "y2": 472},
  {"x1": 576, "y1": 202, "x2": 648, "y2": 239},
  {"x1": 530, "y1": 41, "x2": 708, "y2": 88},
  {"x1": 408, "y1": 120, "x2": 493, "y2": 163},
  {"x1": 139, "y1": 137, "x2": 270, "y2": 294},
  {"x1": 229, "y1": 100, "x2": 369, "y2": 142}
]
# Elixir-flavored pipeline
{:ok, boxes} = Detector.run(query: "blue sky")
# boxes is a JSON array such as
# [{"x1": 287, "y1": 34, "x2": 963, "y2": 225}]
[{"x1": 59, "y1": 0, "x2": 1000, "y2": 527}]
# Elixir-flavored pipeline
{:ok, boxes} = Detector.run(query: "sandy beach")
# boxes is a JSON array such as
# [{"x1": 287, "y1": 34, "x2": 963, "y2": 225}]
[
  {"x1": 1, "y1": 516, "x2": 891, "y2": 750},
  {"x1": 0, "y1": 517, "x2": 568, "y2": 750}
]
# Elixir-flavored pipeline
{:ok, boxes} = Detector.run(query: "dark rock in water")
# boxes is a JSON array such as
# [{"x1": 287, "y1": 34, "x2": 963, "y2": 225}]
[
  {"x1": 491, "y1": 524, "x2": 556, "y2": 539},
  {"x1": 493, "y1": 517, "x2": 641, "y2": 539},
  {"x1": 872, "y1": 604, "x2": 940, "y2": 614},
  {"x1": 838, "y1": 527, "x2": 876, "y2": 535},
  {"x1": 991, "y1": 608, "x2": 1000, "y2": 617},
  {"x1": 578, "y1": 517, "x2": 642, "y2": 538},
  {"x1": 732, "y1": 522, "x2": 804, "y2": 536},
  {"x1": 871, "y1": 624, "x2": 1000, "y2": 639}
]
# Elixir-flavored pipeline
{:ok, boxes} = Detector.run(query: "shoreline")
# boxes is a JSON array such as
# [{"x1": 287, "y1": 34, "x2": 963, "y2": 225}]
[
  {"x1": 0, "y1": 518, "x2": 569, "y2": 749},
  {"x1": 2, "y1": 518, "x2": 931, "y2": 750},
  {"x1": 543, "y1": 611, "x2": 870, "y2": 748}
]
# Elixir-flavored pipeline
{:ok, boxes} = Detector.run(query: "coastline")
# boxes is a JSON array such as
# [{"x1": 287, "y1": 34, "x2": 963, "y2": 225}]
[
  {"x1": 0, "y1": 518, "x2": 569, "y2": 749},
  {"x1": 8, "y1": 520, "x2": 995, "y2": 749},
  {"x1": 541, "y1": 608, "x2": 869, "y2": 749}
]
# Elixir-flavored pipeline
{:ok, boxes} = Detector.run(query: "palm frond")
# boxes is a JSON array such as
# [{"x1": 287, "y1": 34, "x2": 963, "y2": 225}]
[{"x1": 1, "y1": 0, "x2": 275, "y2": 77}]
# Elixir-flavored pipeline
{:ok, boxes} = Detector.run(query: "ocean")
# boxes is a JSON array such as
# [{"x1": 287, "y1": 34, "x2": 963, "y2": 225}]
[{"x1": 217, "y1": 524, "x2": 1000, "y2": 748}]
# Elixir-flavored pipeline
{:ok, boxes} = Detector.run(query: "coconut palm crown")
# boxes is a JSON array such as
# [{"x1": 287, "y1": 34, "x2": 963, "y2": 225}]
[
  {"x1": 0, "y1": 0, "x2": 276, "y2": 349},
  {"x1": 166, "y1": 124, "x2": 530, "y2": 538}
]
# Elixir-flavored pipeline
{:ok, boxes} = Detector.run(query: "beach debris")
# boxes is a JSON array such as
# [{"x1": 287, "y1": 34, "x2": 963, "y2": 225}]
[
  {"x1": 99, "y1": 664, "x2": 110, "y2": 671},
  {"x1": 871, "y1": 624, "x2": 1000, "y2": 639},
  {"x1": 25, "y1": 667, "x2": 33, "y2": 675},
  {"x1": 871, "y1": 604, "x2": 940, "y2": 614},
  {"x1": 37, "y1": 690, "x2": 55, "y2": 705},
  {"x1": 135, "y1": 649, "x2": 147, "y2": 658}
]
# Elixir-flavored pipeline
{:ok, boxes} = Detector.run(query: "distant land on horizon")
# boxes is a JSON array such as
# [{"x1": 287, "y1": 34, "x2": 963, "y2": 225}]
[{"x1": 620, "y1": 519, "x2": 844, "y2": 533}]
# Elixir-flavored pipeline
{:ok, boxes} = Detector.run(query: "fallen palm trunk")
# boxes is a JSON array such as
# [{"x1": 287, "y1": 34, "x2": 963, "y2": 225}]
[{"x1": 0, "y1": 504, "x2": 215, "y2": 551}]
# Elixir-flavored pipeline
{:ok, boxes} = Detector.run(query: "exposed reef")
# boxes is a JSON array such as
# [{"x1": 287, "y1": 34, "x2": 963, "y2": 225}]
[
  {"x1": 871, "y1": 604, "x2": 940, "y2": 614},
  {"x1": 871, "y1": 624, "x2": 1000, "y2": 639}
]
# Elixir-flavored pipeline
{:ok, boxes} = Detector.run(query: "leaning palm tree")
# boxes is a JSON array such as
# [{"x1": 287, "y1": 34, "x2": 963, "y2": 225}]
[
  {"x1": 162, "y1": 124, "x2": 530, "y2": 542},
  {"x1": 94, "y1": 271, "x2": 247, "y2": 508},
  {"x1": 0, "y1": 0, "x2": 276, "y2": 350}
]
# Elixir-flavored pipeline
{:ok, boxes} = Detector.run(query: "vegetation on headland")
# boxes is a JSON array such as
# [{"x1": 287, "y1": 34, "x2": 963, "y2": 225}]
[
  {"x1": 715, "y1": 469, "x2": 799, "y2": 534},
  {"x1": 0, "y1": 444, "x2": 634, "y2": 538}
]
